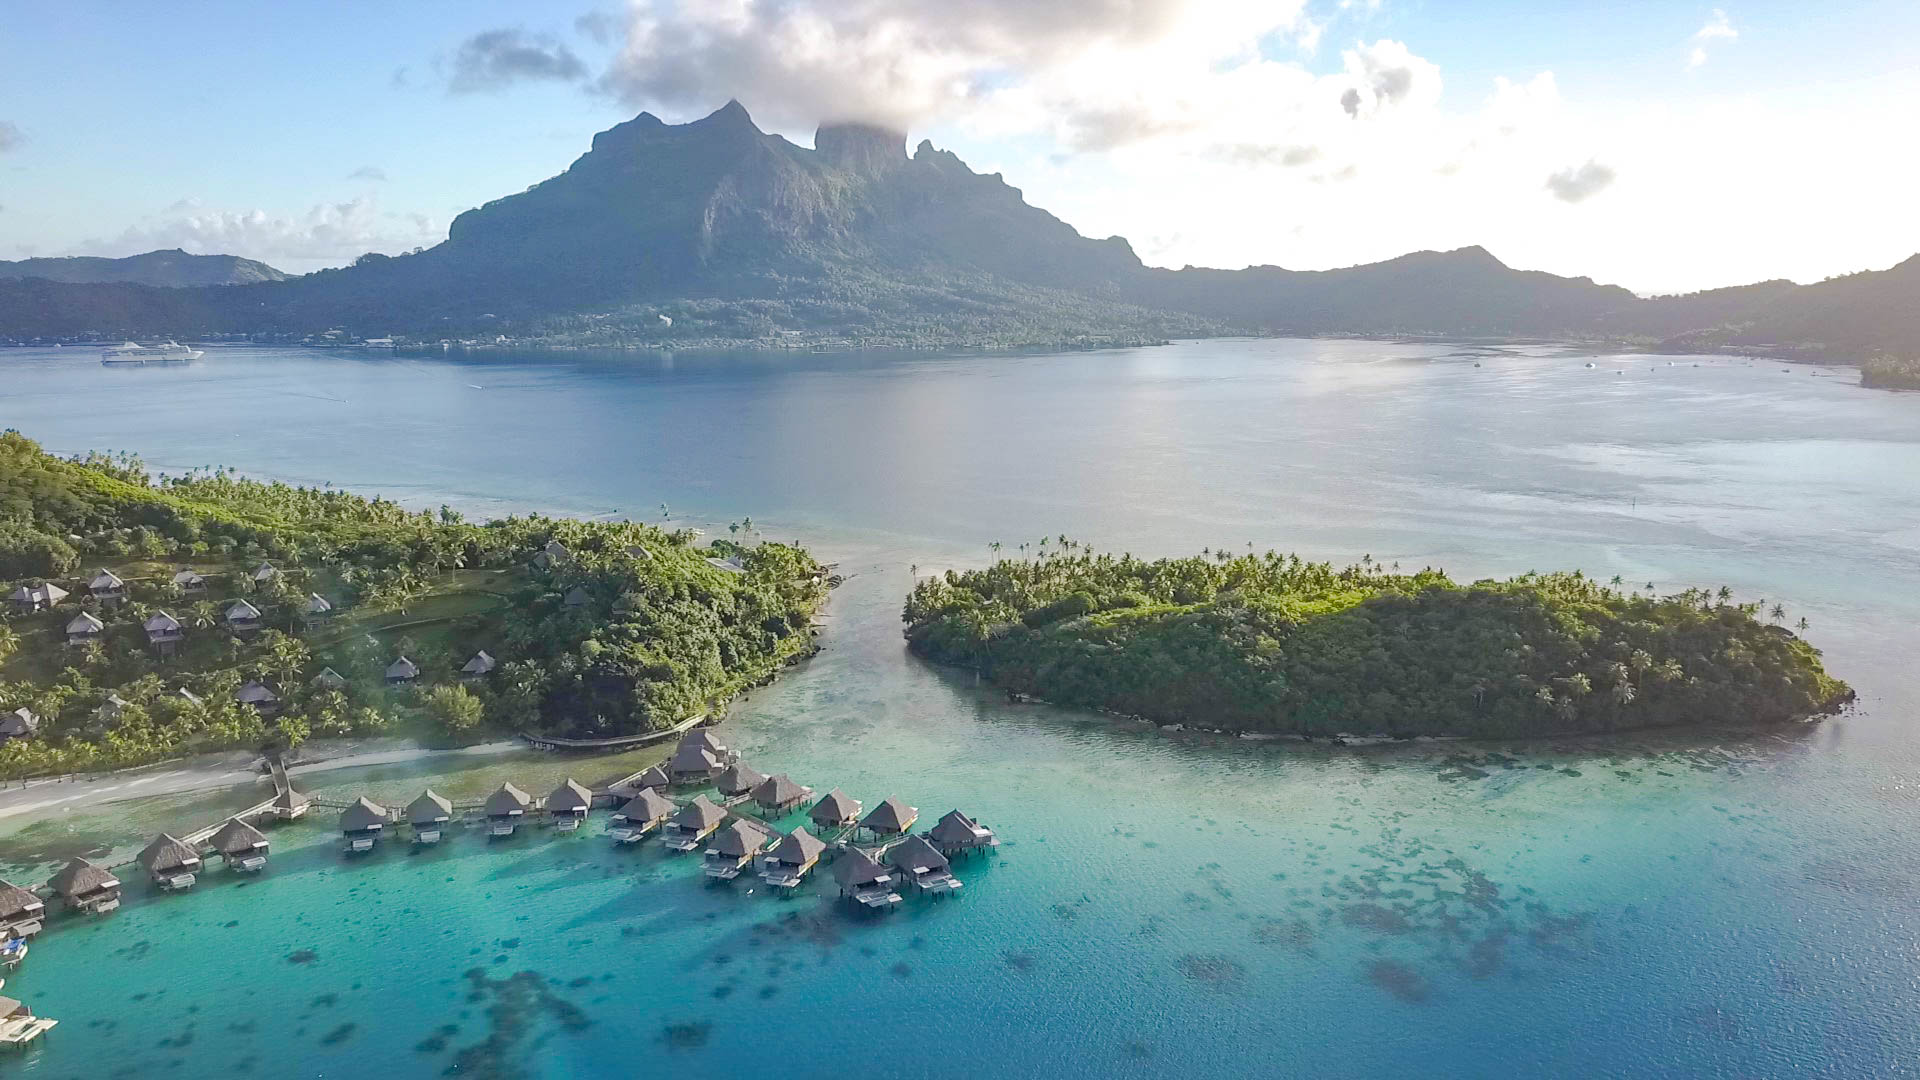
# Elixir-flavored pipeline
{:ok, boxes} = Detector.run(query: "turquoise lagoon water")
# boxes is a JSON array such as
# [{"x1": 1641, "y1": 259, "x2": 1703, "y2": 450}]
[{"x1": 0, "y1": 340, "x2": 1917, "y2": 1077}]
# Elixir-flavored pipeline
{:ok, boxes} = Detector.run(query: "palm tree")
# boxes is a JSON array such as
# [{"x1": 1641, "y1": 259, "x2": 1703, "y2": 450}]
[
  {"x1": 1796, "y1": 616, "x2": 1809, "y2": 631},
  {"x1": 1769, "y1": 603, "x2": 1785, "y2": 624},
  {"x1": 1609, "y1": 575, "x2": 1623, "y2": 587}
]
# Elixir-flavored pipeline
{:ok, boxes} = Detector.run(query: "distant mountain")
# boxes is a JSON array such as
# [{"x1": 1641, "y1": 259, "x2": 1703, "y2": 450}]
[
  {"x1": 0, "y1": 248, "x2": 285, "y2": 287},
  {"x1": 0, "y1": 104, "x2": 1912, "y2": 359}
]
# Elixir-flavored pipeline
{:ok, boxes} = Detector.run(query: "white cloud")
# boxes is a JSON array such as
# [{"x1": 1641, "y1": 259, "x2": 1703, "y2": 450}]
[
  {"x1": 347, "y1": 166, "x2": 388, "y2": 182},
  {"x1": 448, "y1": 28, "x2": 587, "y2": 94},
  {"x1": 1544, "y1": 159, "x2": 1616, "y2": 203},
  {"x1": 79, "y1": 196, "x2": 444, "y2": 274},
  {"x1": 1688, "y1": 9, "x2": 1736, "y2": 68}
]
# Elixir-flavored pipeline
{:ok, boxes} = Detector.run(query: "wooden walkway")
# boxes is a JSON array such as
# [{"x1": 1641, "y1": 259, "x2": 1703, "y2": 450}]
[{"x1": 519, "y1": 712, "x2": 706, "y2": 752}]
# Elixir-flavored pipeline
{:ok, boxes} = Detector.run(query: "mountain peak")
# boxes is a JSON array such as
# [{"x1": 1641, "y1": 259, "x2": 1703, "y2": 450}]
[
  {"x1": 814, "y1": 122, "x2": 906, "y2": 176},
  {"x1": 699, "y1": 99, "x2": 758, "y2": 130}
]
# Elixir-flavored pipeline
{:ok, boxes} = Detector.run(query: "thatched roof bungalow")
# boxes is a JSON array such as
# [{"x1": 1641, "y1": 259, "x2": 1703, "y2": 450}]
[
  {"x1": 547, "y1": 778, "x2": 594, "y2": 830},
  {"x1": 0, "y1": 881, "x2": 46, "y2": 937},
  {"x1": 235, "y1": 681, "x2": 279, "y2": 714},
  {"x1": 385, "y1": 656, "x2": 420, "y2": 683},
  {"x1": 668, "y1": 742, "x2": 725, "y2": 784},
  {"x1": 809, "y1": 789, "x2": 862, "y2": 830},
  {"x1": 407, "y1": 790, "x2": 454, "y2": 844},
  {"x1": 715, "y1": 762, "x2": 767, "y2": 798},
  {"x1": 143, "y1": 610, "x2": 184, "y2": 653},
  {"x1": 306, "y1": 593, "x2": 334, "y2": 617},
  {"x1": 860, "y1": 797, "x2": 918, "y2": 838},
  {"x1": 48, "y1": 858, "x2": 120, "y2": 914},
  {"x1": 485, "y1": 783, "x2": 533, "y2": 836},
  {"x1": 65, "y1": 610, "x2": 103, "y2": 646},
  {"x1": 210, "y1": 818, "x2": 269, "y2": 871},
  {"x1": 461, "y1": 651, "x2": 496, "y2": 678},
  {"x1": 171, "y1": 569, "x2": 206, "y2": 593},
  {"x1": 89, "y1": 568, "x2": 126, "y2": 603},
  {"x1": 702, "y1": 819, "x2": 775, "y2": 880},
  {"x1": 761, "y1": 827, "x2": 827, "y2": 888},
  {"x1": 610, "y1": 787, "x2": 677, "y2": 843},
  {"x1": 340, "y1": 796, "x2": 389, "y2": 852},
  {"x1": 753, "y1": 774, "x2": 813, "y2": 815},
  {"x1": 273, "y1": 785, "x2": 312, "y2": 820},
  {"x1": 137, "y1": 833, "x2": 203, "y2": 890},
  {"x1": 251, "y1": 561, "x2": 279, "y2": 584},
  {"x1": 928, "y1": 809, "x2": 998, "y2": 856},
  {"x1": 225, "y1": 599, "x2": 263, "y2": 633},
  {"x1": 663, "y1": 795, "x2": 728, "y2": 852},
  {"x1": 885, "y1": 835, "x2": 962, "y2": 895},
  {"x1": 312, "y1": 667, "x2": 348, "y2": 691},
  {"x1": 9, "y1": 582, "x2": 68, "y2": 612},
  {"x1": 832, "y1": 848, "x2": 901, "y2": 909}
]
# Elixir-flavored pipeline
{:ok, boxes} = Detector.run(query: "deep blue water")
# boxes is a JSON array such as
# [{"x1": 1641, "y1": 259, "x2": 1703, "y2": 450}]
[{"x1": 0, "y1": 340, "x2": 1916, "y2": 1078}]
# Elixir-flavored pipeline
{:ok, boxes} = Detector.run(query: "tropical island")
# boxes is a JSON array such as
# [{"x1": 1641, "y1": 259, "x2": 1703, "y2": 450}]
[
  {"x1": 0, "y1": 430, "x2": 827, "y2": 779},
  {"x1": 902, "y1": 545, "x2": 1851, "y2": 739}
]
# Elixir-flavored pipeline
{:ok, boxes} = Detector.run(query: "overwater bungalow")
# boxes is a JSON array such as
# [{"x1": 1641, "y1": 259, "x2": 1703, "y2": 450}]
[
  {"x1": 760, "y1": 827, "x2": 828, "y2": 889},
  {"x1": 461, "y1": 651, "x2": 496, "y2": 680},
  {"x1": 885, "y1": 836, "x2": 963, "y2": 896},
  {"x1": 702, "y1": 819, "x2": 775, "y2": 881},
  {"x1": 251, "y1": 561, "x2": 279, "y2": 584},
  {"x1": 48, "y1": 858, "x2": 120, "y2": 914},
  {"x1": 312, "y1": 667, "x2": 348, "y2": 692},
  {"x1": 385, "y1": 656, "x2": 420, "y2": 684},
  {"x1": 610, "y1": 788, "x2": 676, "y2": 844},
  {"x1": 137, "y1": 833, "x2": 203, "y2": 891},
  {"x1": 209, "y1": 819, "x2": 270, "y2": 872},
  {"x1": 831, "y1": 848, "x2": 901, "y2": 909},
  {"x1": 485, "y1": 783, "x2": 533, "y2": 836},
  {"x1": 170, "y1": 569, "x2": 206, "y2": 594},
  {"x1": 272, "y1": 785, "x2": 312, "y2": 820},
  {"x1": 407, "y1": 790, "x2": 454, "y2": 844},
  {"x1": 860, "y1": 797, "x2": 918, "y2": 839},
  {"x1": 235, "y1": 681, "x2": 280, "y2": 715},
  {"x1": 64, "y1": 611, "x2": 103, "y2": 647},
  {"x1": 9, "y1": 582, "x2": 68, "y2": 613},
  {"x1": 143, "y1": 610, "x2": 184, "y2": 655},
  {"x1": 0, "y1": 708, "x2": 39, "y2": 745},
  {"x1": 752, "y1": 774, "x2": 813, "y2": 816},
  {"x1": 668, "y1": 742, "x2": 725, "y2": 784},
  {"x1": 547, "y1": 778, "x2": 594, "y2": 830},
  {"x1": 339, "y1": 796, "x2": 389, "y2": 852},
  {"x1": 928, "y1": 810, "x2": 998, "y2": 857},
  {"x1": 306, "y1": 593, "x2": 334, "y2": 618},
  {"x1": 682, "y1": 729, "x2": 729, "y2": 755},
  {"x1": 88, "y1": 569, "x2": 127, "y2": 605},
  {"x1": 225, "y1": 599, "x2": 263, "y2": 634},
  {"x1": 663, "y1": 795, "x2": 728, "y2": 852},
  {"x1": 716, "y1": 762, "x2": 767, "y2": 799},
  {"x1": 0, "y1": 996, "x2": 56, "y2": 1047},
  {"x1": 636, "y1": 765, "x2": 671, "y2": 789},
  {"x1": 0, "y1": 882, "x2": 45, "y2": 938},
  {"x1": 606, "y1": 764, "x2": 671, "y2": 801}
]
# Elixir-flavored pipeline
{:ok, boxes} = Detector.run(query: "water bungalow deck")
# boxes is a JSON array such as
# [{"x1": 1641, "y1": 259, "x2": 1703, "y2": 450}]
[{"x1": 0, "y1": 1014, "x2": 55, "y2": 1047}]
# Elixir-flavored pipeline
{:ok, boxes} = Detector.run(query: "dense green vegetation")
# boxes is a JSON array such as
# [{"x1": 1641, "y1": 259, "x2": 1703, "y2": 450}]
[
  {"x1": 1860, "y1": 355, "x2": 1920, "y2": 390},
  {"x1": 903, "y1": 545, "x2": 1851, "y2": 738},
  {"x1": 0, "y1": 430, "x2": 827, "y2": 778}
]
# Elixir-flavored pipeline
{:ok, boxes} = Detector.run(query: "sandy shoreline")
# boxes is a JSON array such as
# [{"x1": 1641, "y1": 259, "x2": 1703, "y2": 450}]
[{"x1": 0, "y1": 739, "x2": 525, "y2": 821}]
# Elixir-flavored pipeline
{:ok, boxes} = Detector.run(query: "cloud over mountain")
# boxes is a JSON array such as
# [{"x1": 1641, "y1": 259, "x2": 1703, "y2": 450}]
[
  {"x1": 1545, "y1": 160, "x2": 1616, "y2": 203},
  {"x1": 80, "y1": 196, "x2": 443, "y2": 273},
  {"x1": 449, "y1": 28, "x2": 587, "y2": 93}
]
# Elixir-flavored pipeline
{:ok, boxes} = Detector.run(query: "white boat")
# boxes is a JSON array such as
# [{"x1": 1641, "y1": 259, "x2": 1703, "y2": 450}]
[{"x1": 100, "y1": 341, "x2": 204, "y2": 365}]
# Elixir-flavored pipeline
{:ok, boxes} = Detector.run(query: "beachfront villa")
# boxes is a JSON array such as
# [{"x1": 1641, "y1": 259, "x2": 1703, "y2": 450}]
[
  {"x1": 485, "y1": 783, "x2": 533, "y2": 836},
  {"x1": 760, "y1": 827, "x2": 828, "y2": 889},
  {"x1": 339, "y1": 796, "x2": 389, "y2": 852},
  {"x1": 9, "y1": 582, "x2": 68, "y2": 612},
  {"x1": 0, "y1": 882, "x2": 45, "y2": 938},
  {"x1": 461, "y1": 651, "x2": 496, "y2": 680},
  {"x1": 832, "y1": 848, "x2": 902, "y2": 910},
  {"x1": 546, "y1": 779, "x2": 594, "y2": 830},
  {"x1": 928, "y1": 809, "x2": 998, "y2": 856},
  {"x1": 0, "y1": 708, "x2": 39, "y2": 745},
  {"x1": 385, "y1": 656, "x2": 420, "y2": 684},
  {"x1": 610, "y1": 788, "x2": 676, "y2": 843},
  {"x1": 64, "y1": 611, "x2": 103, "y2": 647},
  {"x1": 702, "y1": 819, "x2": 775, "y2": 881},
  {"x1": 407, "y1": 790, "x2": 454, "y2": 844},
  {"x1": 884, "y1": 836, "x2": 963, "y2": 895},
  {"x1": 209, "y1": 819, "x2": 270, "y2": 871},
  {"x1": 143, "y1": 610, "x2": 184, "y2": 655},
  {"x1": 137, "y1": 833, "x2": 203, "y2": 891},
  {"x1": 663, "y1": 795, "x2": 728, "y2": 852},
  {"x1": 753, "y1": 774, "x2": 813, "y2": 815},
  {"x1": 48, "y1": 859, "x2": 121, "y2": 914},
  {"x1": 306, "y1": 593, "x2": 334, "y2": 618},
  {"x1": 860, "y1": 797, "x2": 918, "y2": 839},
  {"x1": 235, "y1": 681, "x2": 280, "y2": 715},
  {"x1": 809, "y1": 789, "x2": 863, "y2": 830},
  {"x1": 171, "y1": 569, "x2": 206, "y2": 594},
  {"x1": 716, "y1": 762, "x2": 767, "y2": 798},
  {"x1": 88, "y1": 569, "x2": 127, "y2": 605},
  {"x1": 312, "y1": 667, "x2": 348, "y2": 692},
  {"x1": 225, "y1": 599, "x2": 263, "y2": 634}
]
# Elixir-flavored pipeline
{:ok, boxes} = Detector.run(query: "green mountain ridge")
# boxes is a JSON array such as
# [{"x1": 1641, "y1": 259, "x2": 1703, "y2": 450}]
[
  {"x1": 0, "y1": 248, "x2": 286, "y2": 287},
  {"x1": 0, "y1": 102, "x2": 1913, "y2": 357}
]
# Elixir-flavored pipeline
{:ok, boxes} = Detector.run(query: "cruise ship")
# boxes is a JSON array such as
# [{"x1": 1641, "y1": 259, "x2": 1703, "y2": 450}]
[{"x1": 100, "y1": 341, "x2": 204, "y2": 365}]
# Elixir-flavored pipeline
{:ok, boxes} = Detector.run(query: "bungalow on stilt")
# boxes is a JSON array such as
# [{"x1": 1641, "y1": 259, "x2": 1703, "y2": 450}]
[
  {"x1": 339, "y1": 796, "x2": 389, "y2": 853},
  {"x1": 662, "y1": 795, "x2": 728, "y2": 852},
  {"x1": 610, "y1": 788, "x2": 676, "y2": 844},
  {"x1": 137, "y1": 833, "x2": 203, "y2": 891}
]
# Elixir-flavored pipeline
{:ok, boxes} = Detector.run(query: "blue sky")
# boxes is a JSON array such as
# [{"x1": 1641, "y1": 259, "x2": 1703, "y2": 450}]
[{"x1": 3, "y1": 1, "x2": 1916, "y2": 293}]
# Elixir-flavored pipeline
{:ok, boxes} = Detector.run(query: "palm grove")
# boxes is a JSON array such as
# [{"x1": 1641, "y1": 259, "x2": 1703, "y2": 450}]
[{"x1": 0, "y1": 431, "x2": 827, "y2": 778}]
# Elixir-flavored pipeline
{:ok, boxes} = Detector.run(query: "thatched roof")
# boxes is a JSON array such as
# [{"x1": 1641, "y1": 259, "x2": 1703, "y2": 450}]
[
  {"x1": 0, "y1": 880, "x2": 44, "y2": 918},
  {"x1": 929, "y1": 809, "x2": 988, "y2": 845},
  {"x1": 274, "y1": 786, "x2": 312, "y2": 813},
  {"x1": 462, "y1": 651, "x2": 496, "y2": 675},
  {"x1": 312, "y1": 667, "x2": 347, "y2": 691},
  {"x1": 707, "y1": 819, "x2": 773, "y2": 858},
  {"x1": 65, "y1": 611, "x2": 103, "y2": 635},
  {"x1": 252, "y1": 562, "x2": 279, "y2": 582},
  {"x1": 617, "y1": 788, "x2": 676, "y2": 823},
  {"x1": 485, "y1": 783, "x2": 532, "y2": 816},
  {"x1": 306, "y1": 593, "x2": 333, "y2": 615},
  {"x1": 832, "y1": 848, "x2": 889, "y2": 889},
  {"x1": 137, "y1": 833, "x2": 202, "y2": 873},
  {"x1": 885, "y1": 835, "x2": 950, "y2": 875},
  {"x1": 547, "y1": 778, "x2": 593, "y2": 813},
  {"x1": 170, "y1": 569, "x2": 203, "y2": 586},
  {"x1": 769, "y1": 827, "x2": 826, "y2": 866},
  {"x1": 861, "y1": 797, "x2": 917, "y2": 834},
  {"x1": 407, "y1": 790, "x2": 453, "y2": 825},
  {"x1": 753, "y1": 774, "x2": 810, "y2": 808},
  {"x1": 48, "y1": 858, "x2": 118, "y2": 899},
  {"x1": 235, "y1": 681, "x2": 278, "y2": 705},
  {"x1": 210, "y1": 818, "x2": 268, "y2": 857},
  {"x1": 716, "y1": 763, "x2": 767, "y2": 796},
  {"x1": 226, "y1": 599, "x2": 262, "y2": 622},
  {"x1": 340, "y1": 797, "x2": 388, "y2": 832},
  {"x1": 810, "y1": 789, "x2": 861, "y2": 825},
  {"x1": 562, "y1": 586, "x2": 591, "y2": 608},
  {"x1": 635, "y1": 765, "x2": 671, "y2": 789},
  {"x1": 143, "y1": 610, "x2": 182, "y2": 634},
  {"x1": 11, "y1": 582, "x2": 67, "y2": 605},
  {"x1": 672, "y1": 795, "x2": 727, "y2": 831},
  {"x1": 669, "y1": 743, "x2": 722, "y2": 774},
  {"x1": 544, "y1": 540, "x2": 571, "y2": 560},
  {"x1": 90, "y1": 569, "x2": 123, "y2": 591},
  {"x1": 385, "y1": 656, "x2": 419, "y2": 680},
  {"x1": 681, "y1": 729, "x2": 727, "y2": 754}
]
